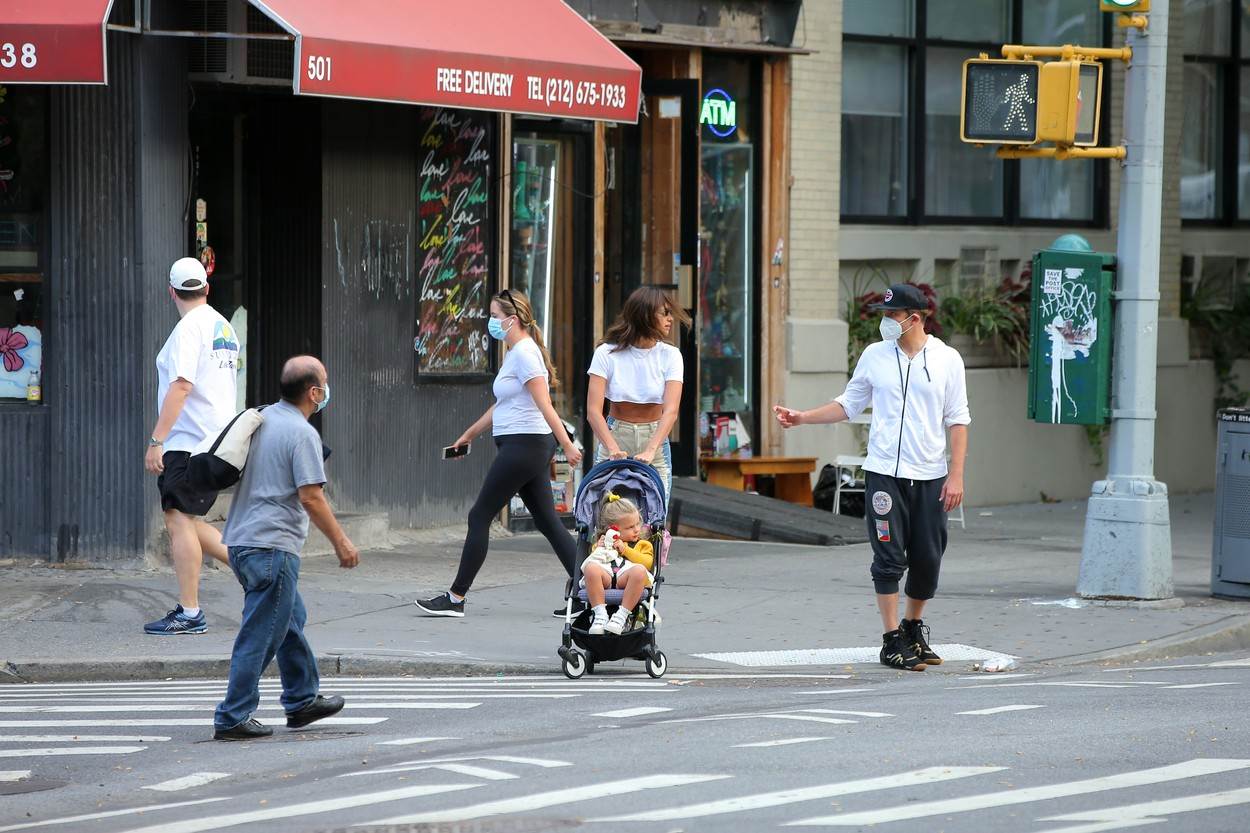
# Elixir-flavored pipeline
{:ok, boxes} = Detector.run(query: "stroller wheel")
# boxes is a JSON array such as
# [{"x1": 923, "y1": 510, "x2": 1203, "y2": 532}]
[
  {"x1": 644, "y1": 651, "x2": 668, "y2": 679},
  {"x1": 562, "y1": 652, "x2": 587, "y2": 680}
]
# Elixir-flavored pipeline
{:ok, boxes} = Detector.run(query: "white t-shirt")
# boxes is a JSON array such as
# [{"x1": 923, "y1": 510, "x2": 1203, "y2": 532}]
[
  {"x1": 492, "y1": 338, "x2": 551, "y2": 436},
  {"x1": 587, "y1": 342, "x2": 684, "y2": 404},
  {"x1": 834, "y1": 336, "x2": 971, "y2": 481},
  {"x1": 155, "y1": 304, "x2": 240, "y2": 453}
]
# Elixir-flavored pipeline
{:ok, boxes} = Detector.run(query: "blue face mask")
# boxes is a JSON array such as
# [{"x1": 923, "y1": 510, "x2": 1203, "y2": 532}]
[
  {"x1": 315, "y1": 383, "x2": 330, "y2": 413},
  {"x1": 487, "y1": 317, "x2": 511, "y2": 341}
]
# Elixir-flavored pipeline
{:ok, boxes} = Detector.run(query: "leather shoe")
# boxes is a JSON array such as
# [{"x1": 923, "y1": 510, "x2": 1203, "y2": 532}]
[
  {"x1": 213, "y1": 717, "x2": 274, "y2": 741},
  {"x1": 286, "y1": 694, "x2": 345, "y2": 728}
]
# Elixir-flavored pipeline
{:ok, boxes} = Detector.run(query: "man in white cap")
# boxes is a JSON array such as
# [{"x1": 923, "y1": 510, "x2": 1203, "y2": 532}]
[{"x1": 143, "y1": 257, "x2": 239, "y2": 635}]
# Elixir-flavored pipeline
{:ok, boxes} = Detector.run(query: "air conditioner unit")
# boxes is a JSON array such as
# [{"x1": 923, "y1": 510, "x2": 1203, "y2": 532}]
[
  {"x1": 1194, "y1": 254, "x2": 1241, "y2": 311},
  {"x1": 183, "y1": 0, "x2": 294, "y2": 88}
]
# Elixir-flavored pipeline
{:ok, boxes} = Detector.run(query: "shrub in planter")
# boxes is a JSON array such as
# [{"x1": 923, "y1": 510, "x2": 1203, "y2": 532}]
[{"x1": 939, "y1": 273, "x2": 1030, "y2": 367}]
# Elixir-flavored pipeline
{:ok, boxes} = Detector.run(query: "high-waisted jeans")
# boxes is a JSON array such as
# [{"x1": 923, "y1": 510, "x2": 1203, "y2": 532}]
[{"x1": 594, "y1": 416, "x2": 673, "y2": 504}]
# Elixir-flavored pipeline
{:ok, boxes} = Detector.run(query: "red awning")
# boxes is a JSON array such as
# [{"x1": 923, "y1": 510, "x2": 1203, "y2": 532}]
[
  {"x1": 250, "y1": 0, "x2": 641, "y2": 123},
  {"x1": 0, "y1": 1, "x2": 113, "y2": 84}
]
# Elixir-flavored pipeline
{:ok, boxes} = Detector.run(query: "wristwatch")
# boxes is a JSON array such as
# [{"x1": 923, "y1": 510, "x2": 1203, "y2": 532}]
[{"x1": 148, "y1": 437, "x2": 164, "y2": 448}]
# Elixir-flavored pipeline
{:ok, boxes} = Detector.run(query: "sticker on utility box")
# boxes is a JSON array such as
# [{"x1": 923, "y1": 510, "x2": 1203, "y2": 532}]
[{"x1": 1043, "y1": 269, "x2": 1063, "y2": 295}]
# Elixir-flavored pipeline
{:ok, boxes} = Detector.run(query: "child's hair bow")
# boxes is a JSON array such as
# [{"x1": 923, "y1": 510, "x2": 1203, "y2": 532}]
[{"x1": 607, "y1": 493, "x2": 621, "y2": 503}]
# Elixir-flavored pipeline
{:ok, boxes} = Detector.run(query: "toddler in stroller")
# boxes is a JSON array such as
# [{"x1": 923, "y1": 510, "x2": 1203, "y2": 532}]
[
  {"x1": 583, "y1": 494, "x2": 653, "y2": 635},
  {"x1": 559, "y1": 459, "x2": 669, "y2": 678}
]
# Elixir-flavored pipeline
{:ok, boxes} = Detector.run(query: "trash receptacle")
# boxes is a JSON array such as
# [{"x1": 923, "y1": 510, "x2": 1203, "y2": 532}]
[{"x1": 1212, "y1": 407, "x2": 1250, "y2": 599}]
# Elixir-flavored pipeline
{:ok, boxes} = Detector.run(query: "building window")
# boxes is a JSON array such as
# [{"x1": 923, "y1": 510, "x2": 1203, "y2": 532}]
[
  {"x1": 1181, "y1": 0, "x2": 1249, "y2": 223},
  {"x1": 841, "y1": 0, "x2": 1109, "y2": 226},
  {"x1": 0, "y1": 86, "x2": 46, "y2": 402}
]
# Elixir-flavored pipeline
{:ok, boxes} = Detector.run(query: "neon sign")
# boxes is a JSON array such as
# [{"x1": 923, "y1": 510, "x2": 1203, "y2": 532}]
[{"x1": 701, "y1": 87, "x2": 737, "y2": 138}]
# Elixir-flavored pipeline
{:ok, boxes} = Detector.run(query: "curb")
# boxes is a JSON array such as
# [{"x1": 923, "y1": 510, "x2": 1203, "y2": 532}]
[
  {"x1": 0, "y1": 655, "x2": 555, "y2": 685},
  {"x1": 1049, "y1": 612, "x2": 1250, "y2": 666}
]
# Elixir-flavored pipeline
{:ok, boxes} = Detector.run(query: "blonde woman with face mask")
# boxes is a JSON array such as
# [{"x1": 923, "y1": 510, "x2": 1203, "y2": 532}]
[{"x1": 416, "y1": 289, "x2": 582, "y2": 618}]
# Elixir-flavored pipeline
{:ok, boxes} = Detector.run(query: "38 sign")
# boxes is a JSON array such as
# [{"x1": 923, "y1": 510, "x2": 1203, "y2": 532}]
[{"x1": 0, "y1": 43, "x2": 38, "y2": 70}]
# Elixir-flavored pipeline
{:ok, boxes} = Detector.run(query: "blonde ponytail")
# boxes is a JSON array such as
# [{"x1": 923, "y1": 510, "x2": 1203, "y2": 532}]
[{"x1": 495, "y1": 289, "x2": 560, "y2": 389}]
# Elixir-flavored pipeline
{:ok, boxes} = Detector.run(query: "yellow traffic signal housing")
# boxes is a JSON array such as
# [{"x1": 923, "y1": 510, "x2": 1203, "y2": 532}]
[
  {"x1": 1037, "y1": 60, "x2": 1103, "y2": 146},
  {"x1": 961, "y1": 58, "x2": 1042, "y2": 145},
  {"x1": 1100, "y1": 0, "x2": 1149, "y2": 11}
]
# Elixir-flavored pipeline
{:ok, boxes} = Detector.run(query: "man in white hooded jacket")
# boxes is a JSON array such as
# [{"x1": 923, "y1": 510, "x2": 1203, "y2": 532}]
[{"x1": 774, "y1": 283, "x2": 970, "y2": 671}]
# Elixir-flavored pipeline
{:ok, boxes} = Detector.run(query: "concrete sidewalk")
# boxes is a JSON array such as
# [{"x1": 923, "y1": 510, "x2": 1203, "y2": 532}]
[{"x1": 1, "y1": 493, "x2": 1247, "y2": 682}]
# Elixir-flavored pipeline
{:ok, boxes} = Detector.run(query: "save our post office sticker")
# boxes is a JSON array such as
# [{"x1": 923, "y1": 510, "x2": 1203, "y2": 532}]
[
  {"x1": 872, "y1": 490, "x2": 893, "y2": 516},
  {"x1": 875, "y1": 520, "x2": 891, "y2": 542}
]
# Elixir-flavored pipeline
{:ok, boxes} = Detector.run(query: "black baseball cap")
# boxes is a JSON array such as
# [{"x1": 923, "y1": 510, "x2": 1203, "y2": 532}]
[{"x1": 869, "y1": 283, "x2": 928, "y2": 311}]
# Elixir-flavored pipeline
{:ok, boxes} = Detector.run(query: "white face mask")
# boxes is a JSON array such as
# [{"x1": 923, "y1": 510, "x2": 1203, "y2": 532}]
[{"x1": 879, "y1": 315, "x2": 916, "y2": 342}]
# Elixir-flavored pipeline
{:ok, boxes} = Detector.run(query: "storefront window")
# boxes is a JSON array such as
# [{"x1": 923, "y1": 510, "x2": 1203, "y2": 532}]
[
  {"x1": 0, "y1": 86, "x2": 46, "y2": 402},
  {"x1": 843, "y1": 0, "x2": 914, "y2": 37},
  {"x1": 512, "y1": 138, "x2": 560, "y2": 345},
  {"x1": 699, "y1": 56, "x2": 757, "y2": 440},
  {"x1": 841, "y1": 42, "x2": 909, "y2": 217},
  {"x1": 1182, "y1": 62, "x2": 1224, "y2": 219}
]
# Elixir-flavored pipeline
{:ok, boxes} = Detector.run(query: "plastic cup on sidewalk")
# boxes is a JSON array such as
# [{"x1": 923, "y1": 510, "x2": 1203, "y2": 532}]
[{"x1": 973, "y1": 657, "x2": 1018, "y2": 673}]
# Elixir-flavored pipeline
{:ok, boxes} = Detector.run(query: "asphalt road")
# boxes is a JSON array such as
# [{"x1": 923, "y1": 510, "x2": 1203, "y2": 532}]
[{"x1": 0, "y1": 656, "x2": 1248, "y2": 833}]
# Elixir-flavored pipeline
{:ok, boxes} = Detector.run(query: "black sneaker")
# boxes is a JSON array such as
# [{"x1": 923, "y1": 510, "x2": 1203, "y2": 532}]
[
  {"x1": 213, "y1": 717, "x2": 273, "y2": 741},
  {"x1": 143, "y1": 605, "x2": 207, "y2": 635},
  {"x1": 880, "y1": 629, "x2": 927, "y2": 671},
  {"x1": 415, "y1": 593, "x2": 464, "y2": 617},
  {"x1": 286, "y1": 695, "x2": 345, "y2": 728},
  {"x1": 901, "y1": 618, "x2": 943, "y2": 666},
  {"x1": 554, "y1": 599, "x2": 587, "y2": 619}
]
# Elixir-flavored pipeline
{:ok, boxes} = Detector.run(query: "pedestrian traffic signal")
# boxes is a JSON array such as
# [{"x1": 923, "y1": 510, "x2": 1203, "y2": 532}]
[
  {"x1": 1100, "y1": 0, "x2": 1149, "y2": 11},
  {"x1": 1037, "y1": 61, "x2": 1103, "y2": 146},
  {"x1": 961, "y1": 59, "x2": 1041, "y2": 144}
]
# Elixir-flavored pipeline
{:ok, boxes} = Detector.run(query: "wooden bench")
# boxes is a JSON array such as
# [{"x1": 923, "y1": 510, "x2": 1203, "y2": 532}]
[{"x1": 700, "y1": 456, "x2": 818, "y2": 507}]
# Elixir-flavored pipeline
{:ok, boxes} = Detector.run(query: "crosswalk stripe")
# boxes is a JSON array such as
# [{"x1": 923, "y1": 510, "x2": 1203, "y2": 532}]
[
  {"x1": 0, "y1": 798, "x2": 230, "y2": 833},
  {"x1": 1028, "y1": 820, "x2": 1164, "y2": 833},
  {"x1": 957, "y1": 705, "x2": 1045, "y2": 716},
  {"x1": 0, "y1": 746, "x2": 146, "y2": 758},
  {"x1": 0, "y1": 703, "x2": 477, "y2": 713},
  {"x1": 0, "y1": 735, "x2": 171, "y2": 742},
  {"x1": 377, "y1": 736, "x2": 459, "y2": 746},
  {"x1": 797, "y1": 709, "x2": 893, "y2": 718},
  {"x1": 143, "y1": 773, "x2": 231, "y2": 792},
  {"x1": 1163, "y1": 682, "x2": 1237, "y2": 690},
  {"x1": 112, "y1": 783, "x2": 480, "y2": 833},
  {"x1": 590, "y1": 766, "x2": 1003, "y2": 822},
  {"x1": 661, "y1": 710, "x2": 857, "y2": 727},
  {"x1": 592, "y1": 706, "x2": 671, "y2": 718},
  {"x1": 0, "y1": 771, "x2": 30, "y2": 782},
  {"x1": 5, "y1": 677, "x2": 667, "y2": 690},
  {"x1": 346, "y1": 754, "x2": 572, "y2": 777},
  {"x1": 0, "y1": 717, "x2": 386, "y2": 728},
  {"x1": 1043, "y1": 784, "x2": 1250, "y2": 825},
  {"x1": 786, "y1": 758, "x2": 1250, "y2": 826},
  {"x1": 362, "y1": 773, "x2": 731, "y2": 826},
  {"x1": 789, "y1": 688, "x2": 878, "y2": 695},
  {"x1": 0, "y1": 693, "x2": 578, "y2": 702},
  {"x1": 732, "y1": 737, "x2": 834, "y2": 748}
]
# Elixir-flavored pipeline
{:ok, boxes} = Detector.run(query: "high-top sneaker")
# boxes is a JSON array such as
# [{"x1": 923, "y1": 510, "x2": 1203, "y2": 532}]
[
  {"x1": 901, "y1": 618, "x2": 943, "y2": 665},
  {"x1": 880, "y1": 629, "x2": 927, "y2": 671}
]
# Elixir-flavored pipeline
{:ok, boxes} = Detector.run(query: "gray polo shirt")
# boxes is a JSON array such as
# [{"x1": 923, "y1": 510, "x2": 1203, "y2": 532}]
[{"x1": 222, "y1": 400, "x2": 326, "y2": 555}]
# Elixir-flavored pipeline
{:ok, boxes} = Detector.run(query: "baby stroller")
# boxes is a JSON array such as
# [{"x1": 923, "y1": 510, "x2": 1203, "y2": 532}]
[{"x1": 558, "y1": 459, "x2": 670, "y2": 679}]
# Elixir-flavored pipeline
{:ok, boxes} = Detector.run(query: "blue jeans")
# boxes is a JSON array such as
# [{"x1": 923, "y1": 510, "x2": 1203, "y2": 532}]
[{"x1": 214, "y1": 547, "x2": 318, "y2": 731}]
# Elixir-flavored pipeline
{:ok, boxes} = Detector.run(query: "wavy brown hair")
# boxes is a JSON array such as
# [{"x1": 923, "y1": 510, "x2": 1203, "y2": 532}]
[
  {"x1": 495, "y1": 289, "x2": 559, "y2": 389},
  {"x1": 602, "y1": 286, "x2": 691, "y2": 352}
]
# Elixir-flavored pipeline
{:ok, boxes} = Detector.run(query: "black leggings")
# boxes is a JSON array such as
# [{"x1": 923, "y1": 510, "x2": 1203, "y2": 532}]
[{"x1": 451, "y1": 433, "x2": 578, "y2": 597}]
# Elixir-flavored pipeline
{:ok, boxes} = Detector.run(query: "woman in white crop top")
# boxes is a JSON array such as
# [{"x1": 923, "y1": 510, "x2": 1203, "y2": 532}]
[
  {"x1": 415, "y1": 289, "x2": 583, "y2": 619},
  {"x1": 587, "y1": 286, "x2": 690, "y2": 502}
]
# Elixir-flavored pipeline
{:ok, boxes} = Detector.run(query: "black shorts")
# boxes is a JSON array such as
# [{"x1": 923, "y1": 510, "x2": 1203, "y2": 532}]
[{"x1": 157, "y1": 450, "x2": 219, "y2": 517}]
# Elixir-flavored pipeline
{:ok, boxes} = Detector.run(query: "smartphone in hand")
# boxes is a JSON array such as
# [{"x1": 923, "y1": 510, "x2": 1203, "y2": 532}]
[{"x1": 442, "y1": 444, "x2": 470, "y2": 460}]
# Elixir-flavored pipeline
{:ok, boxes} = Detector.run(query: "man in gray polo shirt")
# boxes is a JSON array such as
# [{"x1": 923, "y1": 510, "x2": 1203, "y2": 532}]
[{"x1": 213, "y1": 355, "x2": 360, "y2": 741}]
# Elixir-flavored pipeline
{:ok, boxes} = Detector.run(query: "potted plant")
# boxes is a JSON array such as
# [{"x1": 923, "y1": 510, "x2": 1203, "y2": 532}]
[{"x1": 939, "y1": 272, "x2": 1030, "y2": 368}]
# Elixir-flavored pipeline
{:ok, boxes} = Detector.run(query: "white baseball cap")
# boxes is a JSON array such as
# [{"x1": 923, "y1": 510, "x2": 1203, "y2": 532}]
[{"x1": 169, "y1": 257, "x2": 208, "y2": 290}]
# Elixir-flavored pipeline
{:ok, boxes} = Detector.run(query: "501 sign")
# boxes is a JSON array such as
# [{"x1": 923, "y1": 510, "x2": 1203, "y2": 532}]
[
  {"x1": 306, "y1": 55, "x2": 332, "y2": 82},
  {"x1": 0, "y1": 43, "x2": 38, "y2": 70}
]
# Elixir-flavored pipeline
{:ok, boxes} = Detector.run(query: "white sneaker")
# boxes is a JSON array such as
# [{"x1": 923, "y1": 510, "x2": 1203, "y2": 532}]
[
  {"x1": 604, "y1": 608, "x2": 631, "y2": 635},
  {"x1": 588, "y1": 609, "x2": 609, "y2": 635}
]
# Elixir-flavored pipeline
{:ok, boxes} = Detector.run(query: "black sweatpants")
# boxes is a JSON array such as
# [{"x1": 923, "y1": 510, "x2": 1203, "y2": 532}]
[
  {"x1": 864, "y1": 471, "x2": 948, "y2": 600},
  {"x1": 451, "y1": 433, "x2": 577, "y2": 597}
]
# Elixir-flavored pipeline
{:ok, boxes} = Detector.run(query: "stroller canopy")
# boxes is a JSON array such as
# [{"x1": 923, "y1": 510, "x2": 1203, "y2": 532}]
[{"x1": 574, "y1": 459, "x2": 667, "y2": 531}]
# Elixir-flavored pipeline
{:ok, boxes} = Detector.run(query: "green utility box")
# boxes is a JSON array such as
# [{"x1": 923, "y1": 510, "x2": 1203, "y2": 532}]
[{"x1": 1027, "y1": 235, "x2": 1116, "y2": 425}]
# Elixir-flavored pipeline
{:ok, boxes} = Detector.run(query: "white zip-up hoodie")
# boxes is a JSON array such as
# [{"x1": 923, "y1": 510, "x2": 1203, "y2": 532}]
[{"x1": 834, "y1": 335, "x2": 971, "y2": 481}]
